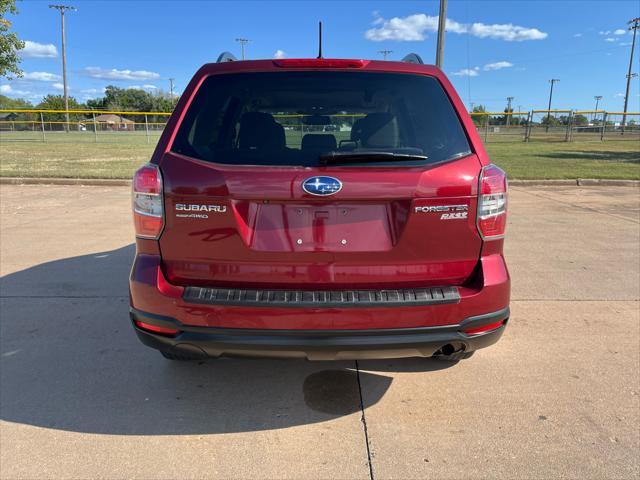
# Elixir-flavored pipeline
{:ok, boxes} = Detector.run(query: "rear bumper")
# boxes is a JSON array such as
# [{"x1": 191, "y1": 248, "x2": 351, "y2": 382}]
[
  {"x1": 129, "y1": 251, "x2": 510, "y2": 359},
  {"x1": 130, "y1": 253, "x2": 510, "y2": 330},
  {"x1": 131, "y1": 307, "x2": 508, "y2": 360}
]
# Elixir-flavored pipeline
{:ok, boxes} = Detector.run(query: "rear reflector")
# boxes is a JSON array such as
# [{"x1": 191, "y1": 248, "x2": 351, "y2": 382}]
[
  {"x1": 462, "y1": 320, "x2": 505, "y2": 335},
  {"x1": 477, "y1": 165, "x2": 508, "y2": 240},
  {"x1": 273, "y1": 59, "x2": 369, "y2": 68},
  {"x1": 134, "y1": 320, "x2": 180, "y2": 336},
  {"x1": 132, "y1": 164, "x2": 164, "y2": 239}
]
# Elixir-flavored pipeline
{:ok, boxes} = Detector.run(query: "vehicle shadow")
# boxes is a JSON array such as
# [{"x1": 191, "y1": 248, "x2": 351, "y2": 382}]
[{"x1": 0, "y1": 244, "x2": 455, "y2": 436}]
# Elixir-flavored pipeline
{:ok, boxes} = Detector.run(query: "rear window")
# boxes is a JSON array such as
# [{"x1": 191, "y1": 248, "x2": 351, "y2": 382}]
[{"x1": 171, "y1": 71, "x2": 471, "y2": 167}]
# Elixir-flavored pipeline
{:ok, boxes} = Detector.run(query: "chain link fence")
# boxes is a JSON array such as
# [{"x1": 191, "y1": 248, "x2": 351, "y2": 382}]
[
  {"x1": 0, "y1": 109, "x2": 170, "y2": 144},
  {"x1": 1, "y1": 108, "x2": 638, "y2": 145},
  {"x1": 0, "y1": 108, "x2": 638, "y2": 179},
  {"x1": 469, "y1": 112, "x2": 530, "y2": 143},
  {"x1": 471, "y1": 110, "x2": 640, "y2": 143}
]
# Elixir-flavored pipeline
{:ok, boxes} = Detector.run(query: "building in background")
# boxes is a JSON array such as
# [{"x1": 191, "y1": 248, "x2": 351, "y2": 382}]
[{"x1": 94, "y1": 114, "x2": 135, "y2": 131}]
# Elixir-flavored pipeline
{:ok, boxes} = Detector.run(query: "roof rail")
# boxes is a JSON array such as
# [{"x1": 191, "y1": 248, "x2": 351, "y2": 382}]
[
  {"x1": 401, "y1": 53, "x2": 424, "y2": 65},
  {"x1": 216, "y1": 52, "x2": 237, "y2": 63}
]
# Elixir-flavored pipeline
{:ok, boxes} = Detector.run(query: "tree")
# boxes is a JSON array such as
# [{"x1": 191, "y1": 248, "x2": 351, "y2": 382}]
[
  {"x1": 0, "y1": 0, "x2": 24, "y2": 79},
  {"x1": 497, "y1": 107, "x2": 515, "y2": 126},
  {"x1": 0, "y1": 93, "x2": 34, "y2": 130},
  {"x1": 540, "y1": 115, "x2": 561, "y2": 127},
  {"x1": 0, "y1": 93, "x2": 30, "y2": 108},
  {"x1": 471, "y1": 105, "x2": 489, "y2": 127},
  {"x1": 86, "y1": 85, "x2": 179, "y2": 125},
  {"x1": 36, "y1": 94, "x2": 84, "y2": 129},
  {"x1": 572, "y1": 114, "x2": 588, "y2": 126}
]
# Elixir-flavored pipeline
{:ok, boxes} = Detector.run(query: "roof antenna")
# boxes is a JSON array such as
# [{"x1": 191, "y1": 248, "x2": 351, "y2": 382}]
[{"x1": 317, "y1": 21, "x2": 323, "y2": 59}]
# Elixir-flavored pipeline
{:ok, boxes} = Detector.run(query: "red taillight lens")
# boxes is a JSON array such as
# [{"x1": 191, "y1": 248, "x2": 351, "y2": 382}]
[
  {"x1": 273, "y1": 59, "x2": 369, "y2": 68},
  {"x1": 462, "y1": 320, "x2": 505, "y2": 336},
  {"x1": 134, "y1": 320, "x2": 180, "y2": 336},
  {"x1": 477, "y1": 165, "x2": 507, "y2": 240},
  {"x1": 132, "y1": 164, "x2": 163, "y2": 239}
]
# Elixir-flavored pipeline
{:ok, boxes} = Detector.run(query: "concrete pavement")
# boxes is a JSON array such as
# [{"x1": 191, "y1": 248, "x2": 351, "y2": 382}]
[{"x1": 0, "y1": 184, "x2": 638, "y2": 479}]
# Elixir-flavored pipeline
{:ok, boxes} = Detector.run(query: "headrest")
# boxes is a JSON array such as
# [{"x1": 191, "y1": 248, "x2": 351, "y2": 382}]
[
  {"x1": 238, "y1": 112, "x2": 285, "y2": 149},
  {"x1": 301, "y1": 134, "x2": 337, "y2": 152},
  {"x1": 351, "y1": 113, "x2": 399, "y2": 148}
]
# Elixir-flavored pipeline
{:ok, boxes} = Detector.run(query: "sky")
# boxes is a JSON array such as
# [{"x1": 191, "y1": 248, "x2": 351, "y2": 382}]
[{"x1": 3, "y1": 0, "x2": 640, "y2": 112}]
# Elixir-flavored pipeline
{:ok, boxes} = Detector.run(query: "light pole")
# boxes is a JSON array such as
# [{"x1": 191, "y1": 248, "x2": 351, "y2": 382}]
[
  {"x1": 168, "y1": 78, "x2": 175, "y2": 100},
  {"x1": 49, "y1": 4, "x2": 76, "y2": 132},
  {"x1": 622, "y1": 18, "x2": 639, "y2": 132},
  {"x1": 546, "y1": 79, "x2": 560, "y2": 132},
  {"x1": 378, "y1": 50, "x2": 393, "y2": 60},
  {"x1": 593, "y1": 95, "x2": 602, "y2": 123},
  {"x1": 506, "y1": 97, "x2": 514, "y2": 127},
  {"x1": 435, "y1": 0, "x2": 447, "y2": 68},
  {"x1": 235, "y1": 38, "x2": 250, "y2": 60}
]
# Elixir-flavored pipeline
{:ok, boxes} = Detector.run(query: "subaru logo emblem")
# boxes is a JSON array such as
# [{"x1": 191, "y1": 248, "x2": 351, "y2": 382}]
[{"x1": 302, "y1": 176, "x2": 342, "y2": 196}]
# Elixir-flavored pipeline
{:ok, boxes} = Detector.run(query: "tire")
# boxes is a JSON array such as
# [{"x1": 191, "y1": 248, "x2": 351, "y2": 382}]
[
  {"x1": 433, "y1": 350, "x2": 475, "y2": 362},
  {"x1": 161, "y1": 351, "x2": 202, "y2": 361}
]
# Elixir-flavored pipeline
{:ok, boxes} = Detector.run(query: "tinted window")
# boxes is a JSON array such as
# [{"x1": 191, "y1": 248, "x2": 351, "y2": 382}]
[{"x1": 172, "y1": 72, "x2": 471, "y2": 167}]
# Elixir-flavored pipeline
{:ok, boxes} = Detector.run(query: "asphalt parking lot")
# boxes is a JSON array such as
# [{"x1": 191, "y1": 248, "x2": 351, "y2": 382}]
[{"x1": 1, "y1": 184, "x2": 638, "y2": 479}]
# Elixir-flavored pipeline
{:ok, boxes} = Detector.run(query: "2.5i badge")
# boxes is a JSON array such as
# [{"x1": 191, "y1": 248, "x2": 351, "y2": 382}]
[{"x1": 175, "y1": 203, "x2": 226, "y2": 219}]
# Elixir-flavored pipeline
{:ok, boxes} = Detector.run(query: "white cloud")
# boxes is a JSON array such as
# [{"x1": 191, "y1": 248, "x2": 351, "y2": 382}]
[
  {"x1": 52, "y1": 83, "x2": 64, "y2": 90},
  {"x1": 614, "y1": 93, "x2": 625, "y2": 98},
  {"x1": 573, "y1": 33, "x2": 583, "y2": 37},
  {"x1": 604, "y1": 37, "x2": 617, "y2": 42},
  {"x1": 469, "y1": 23, "x2": 547, "y2": 41},
  {"x1": 599, "y1": 30, "x2": 611, "y2": 35},
  {"x1": 483, "y1": 61, "x2": 514, "y2": 71},
  {"x1": 273, "y1": 49, "x2": 286, "y2": 59},
  {"x1": 81, "y1": 87, "x2": 105, "y2": 95},
  {"x1": 620, "y1": 42, "x2": 632, "y2": 46},
  {"x1": 452, "y1": 67, "x2": 479, "y2": 77},
  {"x1": 365, "y1": 13, "x2": 547, "y2": 42},
  {"x1": 614, "y1": 29, "x2": 626, "y2": 35},
  {"x1": 22, "y1": 71, "x2": 62, "y2": 82},
  {"x1": 84, "y1": 67, "x2": 161, "y2": 81},
  {"x1": 128, "y1": 84, "x2": 158, "y2": 91},
  {"x1": 20, "y1": 40, "x2": 58, "y2": 58},
  {"x1": 0, "y1": 84, "x2": 31, "y2": 95}
]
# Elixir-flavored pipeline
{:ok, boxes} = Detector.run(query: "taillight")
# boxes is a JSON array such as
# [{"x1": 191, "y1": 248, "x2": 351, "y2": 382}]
[
  {"x1": 273, "y1": 59, "x2": 369, "y2": 68},
  {"x1": 477, "y1": 165, "x2": 507, "y2": 240},
  {"x1": 132, "y1": 164, "x2": 163, "y2": 239}
]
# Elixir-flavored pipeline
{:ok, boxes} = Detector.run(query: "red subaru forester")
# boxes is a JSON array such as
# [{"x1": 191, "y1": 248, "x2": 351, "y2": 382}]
[{"x1": 129, "y1": 53, "x2": 510, "y2": 361}]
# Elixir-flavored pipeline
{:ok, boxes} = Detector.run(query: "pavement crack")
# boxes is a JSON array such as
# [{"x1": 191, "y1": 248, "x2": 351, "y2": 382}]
[
  {"x1": 511, "y1": 187, "x2": 640, "y2": 225},
  {"x1": 355, "y1": 360, "x2": 375, "y2": 480}
]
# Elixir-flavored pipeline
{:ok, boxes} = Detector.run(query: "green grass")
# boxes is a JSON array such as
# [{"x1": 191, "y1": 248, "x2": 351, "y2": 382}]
[
  {"x1": 0, "y1": 133, "x2": 158, "y2": 179},
  {"x1": 1, "y1": 132, "x2": 638, "y2": 180},
  {"x1": 486, "y1": 140, "x2": 640, "y2": 180}
]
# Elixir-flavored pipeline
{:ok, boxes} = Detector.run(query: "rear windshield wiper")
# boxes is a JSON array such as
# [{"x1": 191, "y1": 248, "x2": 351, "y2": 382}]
[{"x1": 319, "y1": 151, "x2": 428, "y2": 166}]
